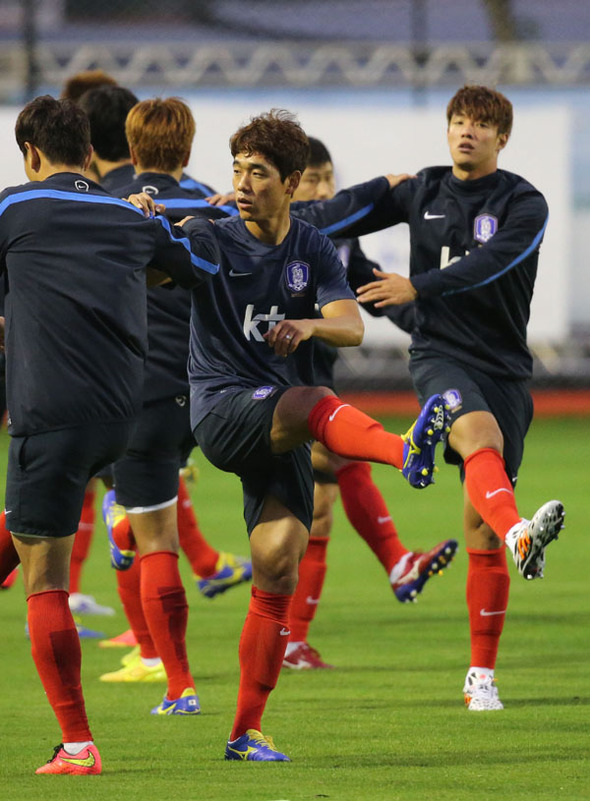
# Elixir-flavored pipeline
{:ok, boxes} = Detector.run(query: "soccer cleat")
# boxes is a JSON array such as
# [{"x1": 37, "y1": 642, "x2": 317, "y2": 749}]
[
  {"x1": 225, "y1": 729, "x2": 291, "y2": 762},
  {"x1": 98, "y1": 628, "x2": 138, "y2": 649},
  {"x1": 102, "y1": 489, "x2": 135, "y2": 571},
  {"x1": 401, "y1": 394, "x2": 450, "y2": 489},
  {"x1": 100, "y1": 654, "x2": 166, "y2": 683},
  {"x1": 390, "y1": 539, "x2": 459, "y2": 603},
  {"x1": 179, "y1": 458, "x2": 199, "y2": 483},
  {"x1": 505, "y1": 500, "x2": 565, "y2": 580},
  {"x1": 151, "y1": 687, "x2": 200, "y2": 715},
  {"x1": 196, "y1": 552, "x2": 253, "y2": 599},
  {"x1": 35, "y1": 743, "x2": 102, "y2": 775},
  {"x1": 121, "y1": 644, "x2": 141, "y2": 666},
  {"x1": 69, "y1": 592, "x2": 115, "y2": 616},
  {"x1": 282, "y1": 642, "x2": 334, "y2": 670},
  {"x1": 463, "y1": 669, "x2": 504, "y2": 711}
]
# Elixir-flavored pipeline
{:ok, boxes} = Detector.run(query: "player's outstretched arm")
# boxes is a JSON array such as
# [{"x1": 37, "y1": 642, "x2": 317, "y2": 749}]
[{"x1": 356, "y1": 268, "x2": 418, "y2": 308}]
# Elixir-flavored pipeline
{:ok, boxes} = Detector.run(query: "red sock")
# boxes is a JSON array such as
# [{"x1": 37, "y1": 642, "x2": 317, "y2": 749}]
[
  {"x1": 0, "y1": 511, "x2": 20, "y2": 583},
  {"x1": 288, "y1": 537, "x2": 328, "y2": 642},
  {"x1": 464, "y1": 448, "x2": 521, "y2": 540},
  {"x1": 27, "y1": 590, "x2": 92, "y2": 742},
  {"x1": 231, "y1": 587, "x2": 292, "y2": 740},
  {"x1": 308, "y1": 396, "x2": 404, "y2": 467},
  {"x1": 117, "y1": 560, "x2": 158, "y2": 659},
  {"x1": 466, "y1": 548, "x2": 510, "y2": 669},
  {"x1": 140, "y1": 551, "x2": 193, "y2": 698},
  {"x1": 177, "y1": 477, "x2": 219, "y2": 577},
  {"x1": 69, "y1": 488, "x2": 96, "y2": 593},
  {"x1": 336, "y1": 461, "x2": 408, "y2": 574}
]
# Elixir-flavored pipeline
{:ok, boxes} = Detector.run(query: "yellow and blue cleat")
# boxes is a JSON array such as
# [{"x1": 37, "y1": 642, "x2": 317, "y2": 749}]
[
  {"x1": 225, "y1": 729, "x2": 290, "y2": 761},
  {"x1": 402, "y1": 393, "x2": 450, "y2": 489},
  {"x1": 151, "y1": 687, "x2": 200, "y2": 715},
  {"x1": 196, "y1": 552, "x2": 252, "y2": 599}
]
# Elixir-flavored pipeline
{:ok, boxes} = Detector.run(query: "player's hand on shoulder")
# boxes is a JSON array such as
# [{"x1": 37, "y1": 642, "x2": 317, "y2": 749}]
[
  {"x1": 357, "y1": 268, "x2": 418, "y2": 307},
  {"x1": 206, "y1": 191, "x2": 235, "y2": 206},
  {"x1": 264, "y1": 320, "x2": 313, "y2": 358},
  {"x1": 125, "y1": 192, "x2": 166, "y2": 217},
  {"x1": 385, "y1": 173, "x2": 415, "y2": 189}
]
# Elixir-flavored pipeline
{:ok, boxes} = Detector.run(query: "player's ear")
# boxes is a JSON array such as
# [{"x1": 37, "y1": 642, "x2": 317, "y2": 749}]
[
  {"x1": 82, "y1": 145, "x2": 94, "y2": 173},
  {"x1": 497, "y1": 132, "x2": 509, "y2": 152},
  {"x1": 286, "y1": 170, "x2": 301, "y2": 197},
  {"x1": 24, "y1": 142, "x2": 41, "y2": 173}
]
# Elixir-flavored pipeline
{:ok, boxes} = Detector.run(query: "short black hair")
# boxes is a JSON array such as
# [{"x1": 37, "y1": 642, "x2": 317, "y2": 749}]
[
  {"x1": 230, "y1": 109, "x2": 309, "y2": 181},
  {"x1": 78, "y1": 85, "x2": 139, "y2": 161},
  {"x1": 15, "y1": 95, "x2": 91, "y2": 168},
  {"x1": 307, "y1": 137, "x2": 332, "y2": 168}
]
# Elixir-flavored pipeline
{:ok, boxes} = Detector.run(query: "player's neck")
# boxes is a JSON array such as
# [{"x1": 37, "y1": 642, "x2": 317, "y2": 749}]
[
  {"x1": 452, "y1": 161, "x2": 498, "y2": 182},
  {"x1": 245, "y1": 213, "x2": 291, "y2": 245}
]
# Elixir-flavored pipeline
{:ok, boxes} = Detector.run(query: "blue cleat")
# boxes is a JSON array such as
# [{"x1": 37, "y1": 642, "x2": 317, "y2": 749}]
[
  {"x1": 102, "y1": 489, "x2": 135, "y2": 570},
  {"x1": 225, "y1": 729, "x2": 291, "y2": 761},
  {"x1": 197, "y1": 552, "x2": 253, "y2": 599},
  {"x1": 151, "y1": 687, "x2": 200, "y2": 715},
  {"x1": 390, "y1": 539, "x2": 459, "y2": 603},
  {"x1": 402, "y1": 394, "x2": 450, "y2": 489}
]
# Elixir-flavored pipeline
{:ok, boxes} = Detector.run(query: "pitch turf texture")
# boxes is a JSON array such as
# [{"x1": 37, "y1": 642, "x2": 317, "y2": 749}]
[{"x1": 0, "y1": 417, "x2": 587, "y2": 801}]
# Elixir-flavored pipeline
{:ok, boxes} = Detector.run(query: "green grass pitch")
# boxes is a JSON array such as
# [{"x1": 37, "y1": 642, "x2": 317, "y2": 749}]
[{"x1": 0, "y1": 416, "x2": 588, "y2": 800}]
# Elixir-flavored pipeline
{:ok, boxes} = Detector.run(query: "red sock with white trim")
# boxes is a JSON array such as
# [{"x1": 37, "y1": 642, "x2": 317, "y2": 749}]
[
  {"x1": 177, "y1": 477, "x2": 219, "y2": 578},
  {"x1": 464, "y1": 448, "x2": 521, "y2": 541},
  {"x1": 116, "y1": 560, "x2": 158, "y2": 659},
  {"x1": 308, "y1": 396, "x2": 404, "y2": 467},
  {"x1": 336, "y1": 461, "x2": 408, "y2": 573},
  {"x1": 288, "y1": 537, "x2": 328, "y2": 643},
  {"x1": 230, "y1": 587, "x2": 292, "y2": 739},
  {"x1": 466, "y1": 548, "x2": 510, "y2": 669}
]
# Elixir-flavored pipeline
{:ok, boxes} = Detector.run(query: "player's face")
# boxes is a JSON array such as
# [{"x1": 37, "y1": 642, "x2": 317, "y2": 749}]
[
  {"x1": 232, "y1": 152, "x2": 297, "y2": 223},
  {"x1": 293, "y1": 161, "x2": 336, "y2": 202},
  {"x1": 447, "y1": 113, "x2": 508, "y2": 180}
]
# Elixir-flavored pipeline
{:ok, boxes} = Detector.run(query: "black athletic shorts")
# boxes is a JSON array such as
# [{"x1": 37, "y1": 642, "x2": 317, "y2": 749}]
[
  {"x1": 5, "y1": 421, "x2": 132, "y2": 538},
  {"x1": 409, "y1": 353, "x2": 533, "y2": 485},
  {"x1": 193, "y1": 387, "x2": 314, "y2": 535},
  {"x1": 113, "y1": 395, "x2": 194, "y2": 509}
]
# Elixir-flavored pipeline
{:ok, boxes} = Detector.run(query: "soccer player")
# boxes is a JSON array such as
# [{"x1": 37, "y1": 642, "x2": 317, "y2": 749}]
[
  {"x1": 60, "y1": 68, "x2": 118, "y2": 103},
  {"x1": 77, "y1": 85, "x2": 140, "y2": 191},
  {"x1": 184, "y1": 109, "x2": 450, "y2": 761},
  {"x1": 97, "y1": 97, "x2": 251, "y2": 696},
  {"x1": 283, "y1": 137, "x2": 458, "y2": 669},
  {"x1": 0, "y1": 95, "x2": 218, "y2": 774},
  {"x1": 305, "y1": 85, "x2": 566, "y2": 710}
]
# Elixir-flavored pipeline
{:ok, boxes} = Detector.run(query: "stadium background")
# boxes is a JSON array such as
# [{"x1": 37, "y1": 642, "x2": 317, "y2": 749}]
[{"x1": 1, "y1": 0, "x2": 589, "y2": 401}]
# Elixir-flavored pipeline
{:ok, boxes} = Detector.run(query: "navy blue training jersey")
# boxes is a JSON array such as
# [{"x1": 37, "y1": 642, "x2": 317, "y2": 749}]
[
  {"x1": 101, "y1": 163, "x2": 135, "y2": 193},
  {"x1": 186, "y1": 215, "x2": 355, "y2": 428},
  {"x1": 116, "y1": 172, "x2": 237, "y2": 404},
  {"x1": 0, "y1": 172, "x2": 219, "y2": 436},
  {"x1": 301, "y1": 167, "x2": 547, "y2": 380}
]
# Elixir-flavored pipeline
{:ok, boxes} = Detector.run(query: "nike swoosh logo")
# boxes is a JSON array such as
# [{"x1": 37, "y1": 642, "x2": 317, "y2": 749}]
[
  {"x1": 485, "y1": 488, "x2": 512, "y2": 499},
  {"x1": 377, "y1": 515, "x2": 391, "y2": 524},
  {"x1": 328, "y1": 404, "x2": 349, "y2": 422},
  {"x1": 279, "y1": 627, "x2": 290, "y2": 636},
  {"x1": 424, "y1": 211, "x2": 445, "y2": 220},
  {"x1": 229, "y1": 269, "x2": 252, "y2": 277},
  {"x1": 480, "y1": 608, "x2": 506, "y2": 617},
  {"x1": 306, "y1": 596, "x2": 320, "y2": 605},
  {"x1": 60, "y1": 753, "x2": 96, "y2": 768}
]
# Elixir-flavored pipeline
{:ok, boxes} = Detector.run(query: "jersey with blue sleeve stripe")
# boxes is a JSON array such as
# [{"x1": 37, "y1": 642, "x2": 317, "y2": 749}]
[
  {"x1": 116, "y1": 172, "x2": 236, "y2": 404},
  {"x1": 297, "y1": 167, "x2": 547, "y2": 380},
  {"x1": 0, "y1": 172, "x2": 218, "y2": 436},
  {"x1": 187, "y1": 214, "x2": 354, "y2": 428}
]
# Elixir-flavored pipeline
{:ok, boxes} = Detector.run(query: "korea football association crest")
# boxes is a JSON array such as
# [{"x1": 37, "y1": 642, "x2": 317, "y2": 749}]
[
  {"x1": 285, "y1": 261, "x2": 310, "y2": 295},
  {"x1": 473, "y1": 214, "x2": 498, "y2": 244}
]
